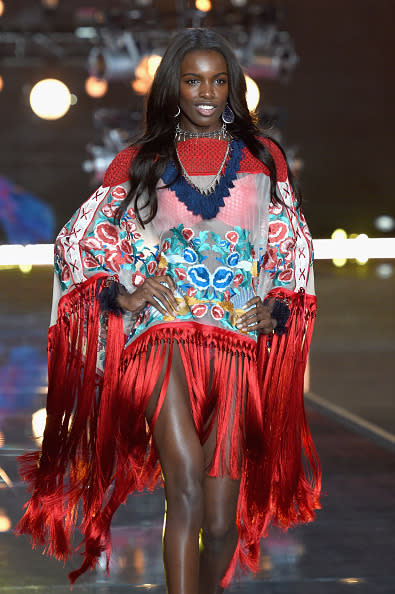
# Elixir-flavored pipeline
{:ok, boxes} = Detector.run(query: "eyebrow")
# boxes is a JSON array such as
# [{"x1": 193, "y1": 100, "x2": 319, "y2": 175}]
[{"x1": 181, "y1": 71, "x2": 228, "y2": 77}]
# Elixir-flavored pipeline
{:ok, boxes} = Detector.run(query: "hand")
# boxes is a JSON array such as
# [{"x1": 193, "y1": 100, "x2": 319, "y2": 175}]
[
  {"x1": 117, "y1": 275, "x2": 179, "y2": 317},
  {"x1": 236, "y1": 296, "x2": 277, "y2": 334}
]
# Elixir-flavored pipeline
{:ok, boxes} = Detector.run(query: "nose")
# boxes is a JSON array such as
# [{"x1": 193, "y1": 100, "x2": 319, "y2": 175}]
[{"x1": 199, "y1": 80, "x2": 215, "y2": 99}]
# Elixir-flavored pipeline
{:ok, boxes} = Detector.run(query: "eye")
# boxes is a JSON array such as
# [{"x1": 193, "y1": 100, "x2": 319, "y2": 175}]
[
  {"x1": 215, "y1": 78, "x2": 227, "y2": 85},
  {"x1": 185, "y1": 79, "x2": 200, "y2": 85}
]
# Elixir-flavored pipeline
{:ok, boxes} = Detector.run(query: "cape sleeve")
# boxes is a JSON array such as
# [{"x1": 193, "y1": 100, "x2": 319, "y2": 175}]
[
  {"x1": 15, "y1": 147, "x2": 161, "y2": 584},
  {"x1": 244, "y1": 139, "x2": 321, "y2": 557}
]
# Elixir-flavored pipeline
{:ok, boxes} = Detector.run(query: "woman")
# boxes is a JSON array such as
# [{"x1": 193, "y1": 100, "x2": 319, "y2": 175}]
[{"x1": 16, "y1": 28, "x2": 321, "y2": 594}]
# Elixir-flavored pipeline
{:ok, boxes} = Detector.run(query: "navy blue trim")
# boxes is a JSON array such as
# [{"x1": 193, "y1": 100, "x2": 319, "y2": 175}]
[
  {"x1": 264, "y1": 297, "x2": 291, "y2": 336},
  {"x1": 97, "y1": 277, "x2": 124, "y2": 316},
  {"x1": 162, "y1": 139, "x2": 244, "y2": 220}
]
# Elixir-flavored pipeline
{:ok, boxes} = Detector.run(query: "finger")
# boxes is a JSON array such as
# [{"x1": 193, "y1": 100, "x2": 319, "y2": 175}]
[
  {"x1": 149, "y1": 279, "x2": 178, "y2": 311},
  {"x1": 147, "y1": 295, "x2": 174, "y2": 317},
  {"x1": 242, "y1": 296, "x2": 261, "y2": 310}
]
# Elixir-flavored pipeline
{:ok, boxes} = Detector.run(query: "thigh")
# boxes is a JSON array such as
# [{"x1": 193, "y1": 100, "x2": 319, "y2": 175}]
[{"x1": 146, "y1": 341, "x2": 204, "y2": 487}]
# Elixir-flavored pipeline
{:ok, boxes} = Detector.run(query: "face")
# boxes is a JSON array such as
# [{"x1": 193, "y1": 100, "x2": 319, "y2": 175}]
[{"x1": 178, "y1": 49, "x2": 229, "y2": 133}]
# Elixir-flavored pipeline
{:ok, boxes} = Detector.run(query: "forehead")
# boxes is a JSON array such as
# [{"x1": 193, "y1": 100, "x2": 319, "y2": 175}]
[{"x1": 180, "y1": 49, "x2": 227, "y2": 74}]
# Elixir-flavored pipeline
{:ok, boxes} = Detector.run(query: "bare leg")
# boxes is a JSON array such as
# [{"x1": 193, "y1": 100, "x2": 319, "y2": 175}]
[
  {"x1": 146, "y1": 344, "x2": 204, "y2": 594},
  {"x1": 199, "y1": 475, "x2": 240, "y2": 594}
]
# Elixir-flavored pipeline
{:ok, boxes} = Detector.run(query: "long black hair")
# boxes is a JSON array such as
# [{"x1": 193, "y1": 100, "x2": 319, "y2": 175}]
[{"x1": 116, "y1": 28, "x2": 301, "y2": 226}]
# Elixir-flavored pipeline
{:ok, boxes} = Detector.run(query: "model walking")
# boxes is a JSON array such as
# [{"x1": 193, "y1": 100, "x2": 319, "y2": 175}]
[{"x1": 17, "y1": 28, "x2": 321, "y2": 594}]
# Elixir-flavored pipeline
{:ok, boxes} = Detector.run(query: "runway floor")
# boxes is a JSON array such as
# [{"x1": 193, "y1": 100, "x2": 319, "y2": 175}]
[{"x1": 0, "y1": 266, "x2": 394, "y2": 593}]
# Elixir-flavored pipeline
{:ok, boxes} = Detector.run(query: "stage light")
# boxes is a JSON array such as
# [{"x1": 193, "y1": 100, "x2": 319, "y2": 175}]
[
  {"x1": 0, "y1": 510, "x2": 11, "y2": 532},
  {"x1": 131, "y1": 78, "x2": 151, "y2": 95},
  {"x1": 30, "y1": 78, "x2": 71, "y2": 120},
  {"x1": 332, "y1": 258, "x2": 347, "y2": 268},
  {"x1": 0, "y1": 431, "x2": 4, "y2": 448},
  {"x1": 147, "y1": 54, "x2": 162, "y2": 78},
  {"x1": 245, "y1": 74, "x2": 260, "y2": 111},
  {"x1": 195, "y1": 0, "x2": 212, "y2": 11},
  {"x1": 88, "y1": 33, "x2": 140, "y2": 82},
  {"x1": 231, "y1": 0, "x2": 247, "y2": 5},
  {"x1": 41, "y1": 0, "x2": 59, "y2": 7},
  {"x1": 374, "y1": 214, "x2": 394, "y2": 233},
  {"x1": 32, "y1": 408, "x2": 47, "y2": 446},
  {"x1": 331, "y1": 228, "x2": 347, "y2": 240},
  {"x1": 355, "y1": 233, "x2": 369, "y2": 264},
  {"x1": 376, "y1": 263, "x2": 393, "y2": 279},
  {"x1": 0, "y1": 75, "x2": 3, "y2": 92},
  {"x1": 0, "y1": 1, "x2": 4, "y2": 18},
  {"x1": 85, "y1": 76, "x2": 108, "y2": 98}
]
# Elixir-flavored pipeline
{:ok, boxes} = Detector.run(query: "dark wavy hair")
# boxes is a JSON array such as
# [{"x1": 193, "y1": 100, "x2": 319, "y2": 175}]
[{"x1": 116, "y1": 28, "x2": 301, "y2": 226}]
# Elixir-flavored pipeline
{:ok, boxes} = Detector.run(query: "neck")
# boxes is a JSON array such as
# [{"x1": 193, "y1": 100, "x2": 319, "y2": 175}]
[{"x1": 175, "y1": 122, "x2": 228, "y2": 141}]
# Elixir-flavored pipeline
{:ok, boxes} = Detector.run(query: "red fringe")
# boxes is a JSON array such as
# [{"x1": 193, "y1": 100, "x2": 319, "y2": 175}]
[
  {"x1": 220, "y1": 288, "x2": 321, "y2": 588},
  {"x1": 16, "y1": 282, "x2": 320, "y2": 590},
  {"x1": 15, "y1": 274, "x2": 126, "y2": 586}
]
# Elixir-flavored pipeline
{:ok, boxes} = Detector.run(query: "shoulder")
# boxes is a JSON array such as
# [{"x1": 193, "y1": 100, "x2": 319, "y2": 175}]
[
  {"x1": 239, "y1": 136, "x2": 287, "y2": 182},
  {"x1": 103, "y1": 145, "x2": 139, "y2": 187}
]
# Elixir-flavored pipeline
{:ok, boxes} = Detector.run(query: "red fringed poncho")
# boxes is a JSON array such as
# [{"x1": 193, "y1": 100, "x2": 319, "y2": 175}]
[{"x1": 16, "y1": 136, "x2": 321, "y2": 587}]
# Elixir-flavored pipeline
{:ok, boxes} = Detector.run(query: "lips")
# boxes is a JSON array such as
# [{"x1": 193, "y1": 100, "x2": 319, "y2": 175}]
[{"x1": 195, "y1": 104, "x2": 216, "y2": 117}]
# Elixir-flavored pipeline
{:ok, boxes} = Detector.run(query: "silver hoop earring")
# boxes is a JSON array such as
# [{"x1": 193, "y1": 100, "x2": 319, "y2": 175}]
[
  {"x1": 174, "y1": 105, "x2": 181, "y2": 117},
  {"x1": 222, "y1": 103, "x2": 234, "y2": 124}
]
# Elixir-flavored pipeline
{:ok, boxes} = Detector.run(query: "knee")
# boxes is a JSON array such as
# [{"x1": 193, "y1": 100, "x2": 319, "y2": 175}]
[
  {"x1": 202, "y1": 517, "x2": 238, "y2": 548},
  {"x1": 165, "y1": 469, "x2": 204, "y2": 518}
]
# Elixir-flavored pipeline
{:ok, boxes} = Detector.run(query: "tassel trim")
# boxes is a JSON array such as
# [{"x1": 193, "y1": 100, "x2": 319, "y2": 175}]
[{"x1": 16, "y1": 283, "x2": 320, "y2": 590}]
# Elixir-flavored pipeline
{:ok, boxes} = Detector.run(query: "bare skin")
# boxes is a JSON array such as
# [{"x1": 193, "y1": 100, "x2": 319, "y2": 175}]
[{"x1": 118, "y1": 49, "x2": 276, "y2": 594}]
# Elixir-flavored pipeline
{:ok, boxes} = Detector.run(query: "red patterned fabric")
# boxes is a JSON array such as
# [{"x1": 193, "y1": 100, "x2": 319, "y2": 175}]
[{"x1": 101, "y1": 136, "x2": 287, "y2": 187}]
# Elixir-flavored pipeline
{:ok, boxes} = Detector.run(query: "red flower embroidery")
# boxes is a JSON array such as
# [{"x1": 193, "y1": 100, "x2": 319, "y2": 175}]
[
  {"x1": 278, "y1": 269, "x2": 293, "y2": 282},
  {"x1": 111, "y1": 185, "x2": 127, "y2": 200},
  {"x1": 211, "y1": 304, "x2": 224, "y2": 320},
  {"x1": 147, "y1": 260, "x2": 157, "y2": 274},
  {"x1": 263, "y1": 247, "x2": 277, "y2": 270},
  {"x1": 225, "y1": 230, "x2": 239, "y2": 244},
  {"x1": 105, "y1": 249, "x2": 123, "y2": 272},
  {"x1": 174, "y1": 267, "x2": 187, "y2": 280},
  {"x1": 268, "y1": 221, "x2": 289, "y2": 243},
  {"x1": 223, "y1": 289, "x2": 231, "y2": 301},
  {"x1": 96, "y1": 222, "x2": 119, "y2": 245},
  {"x1": 120, "y1": 239, "x2": 133, "y2": 255},
  {"x1": 233, "y1": 273, "x2": 243, "y2": 286},
  {"x1": 61, "y1": 265, "x2": 70, "y2": 282},
  {"x1": 279, "y1": 237, "x2": 296, "y2": 260},
  {"x1": 81, "y1": 236, "x2": 102, "y2": 251},
  {"x1": 84, "y1": 253, "x2": 99, "y2": 269},
  {"x1": 134, "y1": 232, "x2": 142, "y2": 239},
  {"x1": 182, "y1": 228, "x2": 194, "y2": 240},
  {"x1": 187, "y1": 287, "x2": 197, "y2": 297},
  {"x1": 191, "y1": 303, "x2": 208, "y2": 318},
  {"x1": 162, "y1": 240, "x2": 170, "y2": 252},
  {"x1": 132, "y1": 271, "x2": 146, "y2": 286},
  {"x1": 101, "y1": 203, "x2": 118, "y2": 218}
]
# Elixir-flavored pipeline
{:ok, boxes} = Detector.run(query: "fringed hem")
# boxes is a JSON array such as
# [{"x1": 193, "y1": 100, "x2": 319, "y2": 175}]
[{"x1": 16, "y1": 283, "x2": 321, "y2": 590}]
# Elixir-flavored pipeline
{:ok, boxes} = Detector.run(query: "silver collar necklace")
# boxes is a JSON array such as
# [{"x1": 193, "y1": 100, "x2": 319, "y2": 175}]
[{"x1": 175, "y1": 122, "x2": 228, "y2": 142}]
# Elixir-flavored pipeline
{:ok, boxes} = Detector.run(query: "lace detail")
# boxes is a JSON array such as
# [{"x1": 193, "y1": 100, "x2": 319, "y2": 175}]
[{"x1": 162, "y1": 139, "x2": 244, "y2": 220}]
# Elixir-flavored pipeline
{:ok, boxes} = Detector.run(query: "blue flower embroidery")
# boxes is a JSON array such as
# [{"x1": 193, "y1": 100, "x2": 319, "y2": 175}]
[
  {"x1": 227, "y1": 252, "x2": 240, "y2": 267},
  {"x1": 188, "y1": 265, "x2": 210, "y2": 289},
  {"x1": 184, "y1": 248, "x2": 197, "y2": 263},
  {"x1": 212, "y1": 267, "x2": 234, "y2": 291}
]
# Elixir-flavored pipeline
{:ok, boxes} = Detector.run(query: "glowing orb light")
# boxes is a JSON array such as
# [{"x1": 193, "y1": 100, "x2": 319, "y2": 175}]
[
  {"x1": 32, "y1": 408, "x2": 47, "y2": 445},
  {"x1": 85, "y1": 76, "x2": 108, "y2": 98},
  {"x1": 195, "y1": 0, "x2": 212, "y2": 11},
  {"x1": 29, "y1": 78, "x2": 71, "y2": 120},
  {"x1": 245, "y1": 74, "x2": 260, "y2": 111},
  {"x1": 0, "y1": 510, "x2": 11, "y2": 532}
]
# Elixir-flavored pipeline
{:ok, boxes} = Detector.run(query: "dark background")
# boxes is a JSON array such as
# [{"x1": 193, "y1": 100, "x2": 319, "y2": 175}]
[{"x1": 0, "y1": 0, "x2": 394, "y2": 237}]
